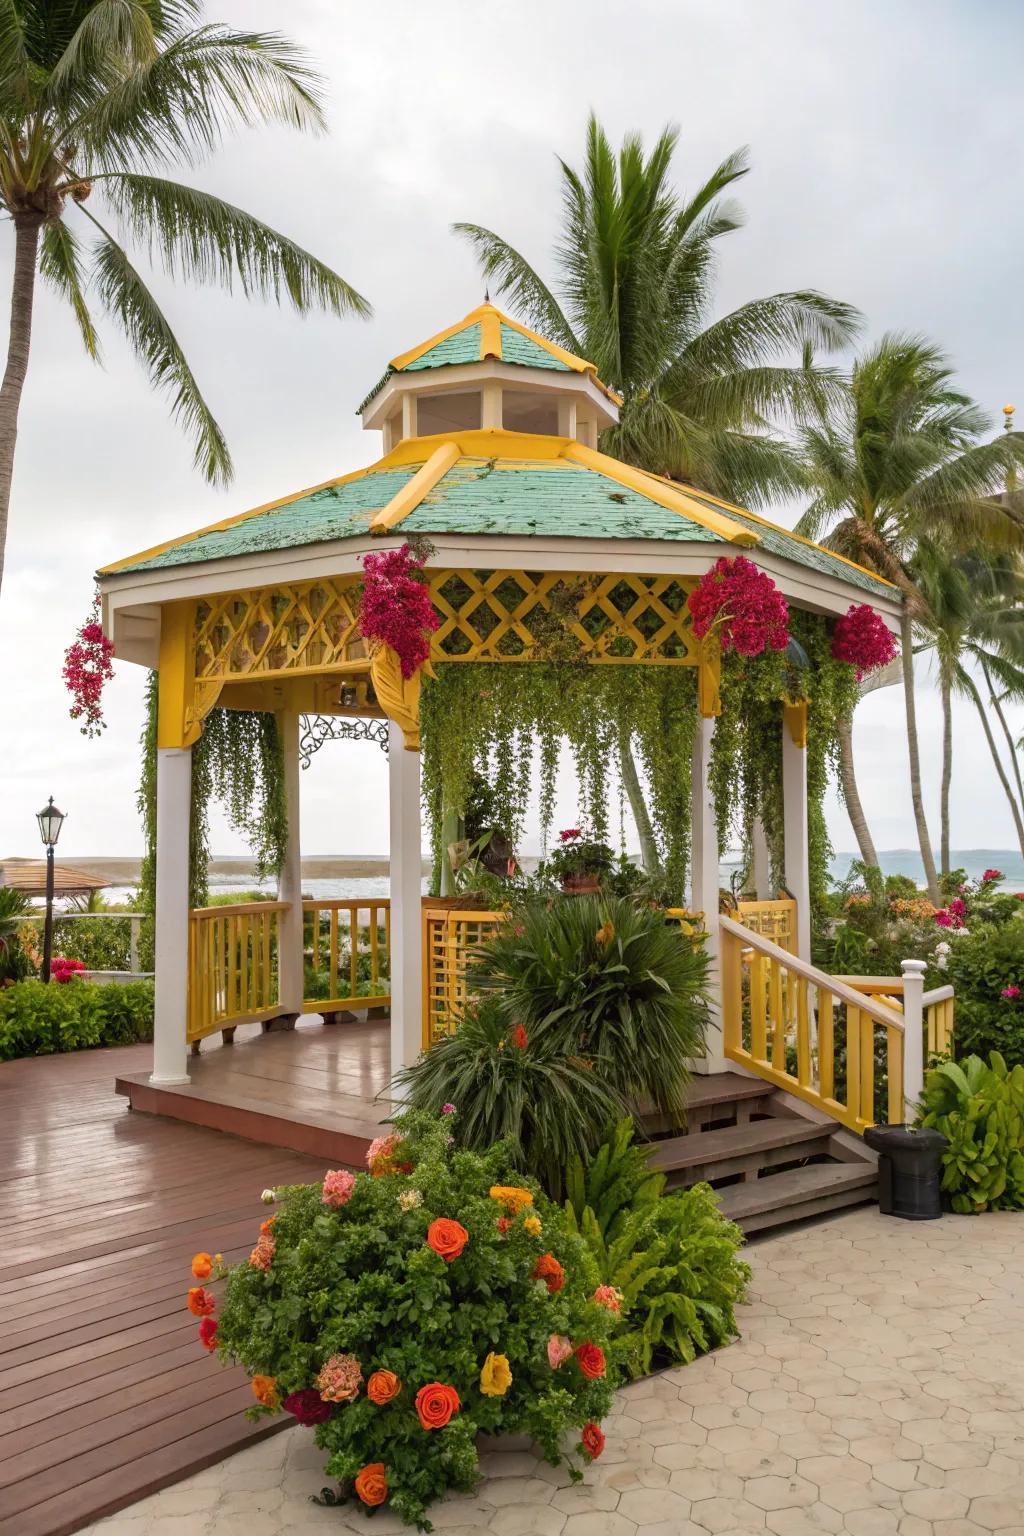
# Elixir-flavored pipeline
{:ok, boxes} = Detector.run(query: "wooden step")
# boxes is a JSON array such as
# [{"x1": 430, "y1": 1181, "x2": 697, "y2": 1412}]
[
  {"x1": 650, "y1": 1116, "x2": 832, "y2": 1186},
  {"x1": 717, "y1": 1163, "x2": 878, "y2": 1234},
  {"x1": 637, "y1": 1072, "x2": 772, "y2": 1133}
]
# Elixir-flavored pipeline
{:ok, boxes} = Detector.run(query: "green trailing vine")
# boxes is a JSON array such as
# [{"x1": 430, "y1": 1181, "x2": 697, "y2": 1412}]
[{"x1": 136, "y1": 681, "x2": 289, "y2": 953}]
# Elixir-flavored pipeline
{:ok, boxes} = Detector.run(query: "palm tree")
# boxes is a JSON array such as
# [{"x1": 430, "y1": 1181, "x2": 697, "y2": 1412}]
[
  {"x1": 800, "y1": 337, "x2": 1024, "y2": 900},
  {"x1": 455, "y1": 115, "x2": 859, "y2": 867},
  {"x1": 0, "y1": 1, "x2": 370, "y2": 595}
]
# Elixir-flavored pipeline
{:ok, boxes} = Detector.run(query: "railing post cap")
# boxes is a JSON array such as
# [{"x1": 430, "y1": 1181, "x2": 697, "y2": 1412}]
[{"x1": 901, "y1": 958, "x2": 928, "y2": 978}]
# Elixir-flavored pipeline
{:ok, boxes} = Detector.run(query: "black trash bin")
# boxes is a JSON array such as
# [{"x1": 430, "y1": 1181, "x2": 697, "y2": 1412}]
[{"x1": 863, "y1": 1124, "x2": 947, "y2": 1220}]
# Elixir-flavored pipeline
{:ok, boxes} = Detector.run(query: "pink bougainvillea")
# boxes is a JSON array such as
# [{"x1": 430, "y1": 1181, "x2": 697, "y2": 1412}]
[
  {"x1": 63, "y1": 592, "x2": 114, "y2": 737},
  {"x1": 51, "y1": 956, "x2": 87, "y2": 983},
  {"x1": 686, "y1": 556, "x2": 790, "y2": 657},
  {"x1": 358, "y1": 544, "x2": 439, "y2": 679},
  {"x1": 831, "y1": 604, "x2": 898, "y2": 681}
]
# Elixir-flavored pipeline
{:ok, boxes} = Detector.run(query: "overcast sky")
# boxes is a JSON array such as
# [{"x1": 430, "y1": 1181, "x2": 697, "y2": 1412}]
[{"x1": 1, "y1": 0, "x2": 1022, "y2": 866}]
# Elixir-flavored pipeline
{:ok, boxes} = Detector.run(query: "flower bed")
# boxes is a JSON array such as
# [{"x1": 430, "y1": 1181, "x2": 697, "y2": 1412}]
[{"x1": 200, "y1": 1111, "x2": 614, "y2": 1529}]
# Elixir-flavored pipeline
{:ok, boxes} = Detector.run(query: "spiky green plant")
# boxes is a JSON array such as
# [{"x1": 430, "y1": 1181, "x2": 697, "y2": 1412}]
[
  {"x1": 0, "y1": 0, "x2": 370, "y2": 595},
  {"x1": 0, "y1": 885, "x2": 31, "y2": 981}
]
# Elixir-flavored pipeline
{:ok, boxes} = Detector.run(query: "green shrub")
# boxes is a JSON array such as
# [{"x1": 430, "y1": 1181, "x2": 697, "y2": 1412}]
[
  {"x1": 940, "y1": 924, "x2": 1024, "y2": 1065},
  {"x1": 0, "y1": 888, "x2": 32, "y2": 983},
  {"x1": 0, "y1": 979, "x2": 153, "y2": 1060},
  {"x1": 917, "y1": 1052, "x2": 1024, "y2": 1214},
  {"x1": 213, "y1": 1111, "x2": 615, "y2": 1530},
  {"x1": 51, "y1": 915, "x2": 135, "y2": 971},
  {"x1": 471, "y1": 895, "x2": 710, "y2": 1120},
  {"x1": 564, "y1": 1120, "x2": 750, "y2": 1379},
  {"x1": 398, "y1": 996, "x2": 624, "y2": 1199}
]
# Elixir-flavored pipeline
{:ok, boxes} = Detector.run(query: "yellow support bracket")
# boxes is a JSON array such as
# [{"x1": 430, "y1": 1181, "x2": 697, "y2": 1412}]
[{"x1": 783, "y1": 698, "x2": 809, "y2": 748}]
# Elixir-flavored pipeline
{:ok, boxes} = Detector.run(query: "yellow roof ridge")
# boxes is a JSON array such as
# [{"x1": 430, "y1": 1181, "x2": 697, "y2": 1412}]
[
  {"x1": 639, "y1": 469, "x2": 897, "y2": 590},
  {"x1": 561, "y1": 442, "x2": 759, "y2": 548}
]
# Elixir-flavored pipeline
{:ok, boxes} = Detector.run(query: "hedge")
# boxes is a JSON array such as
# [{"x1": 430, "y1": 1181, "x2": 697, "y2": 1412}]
[{"x1": 0, "y1": 979, "x2": 154, "y2": 1061}]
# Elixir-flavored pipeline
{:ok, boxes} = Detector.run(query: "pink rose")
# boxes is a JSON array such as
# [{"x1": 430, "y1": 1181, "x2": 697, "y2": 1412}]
[
  {"x1": 547, "y1": 1334, "x2": 573, "y2": 1370},
  {"x1": 322, "y1": 1169, "x2": 356, "y2": 1208}
]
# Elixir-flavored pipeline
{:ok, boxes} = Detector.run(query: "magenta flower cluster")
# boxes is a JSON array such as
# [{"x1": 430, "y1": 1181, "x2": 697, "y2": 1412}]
[
  {"x1": 831, "y1": 604, "x2": 898, "y2": 680},
  {"x1": 686, "y1": 556, "x2": 790, "y2": 657},
  {"x1": 934, "y1": 897, "x2": 967, "y2": 930},
  {"x1": 358, "y1": 544, "x2": 439, "y2": 679},
  {"x1": 63, "y1": 593, "x2": 114, "y2": 737}
]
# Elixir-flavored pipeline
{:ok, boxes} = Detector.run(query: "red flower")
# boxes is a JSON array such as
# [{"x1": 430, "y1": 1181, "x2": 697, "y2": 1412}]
[
  {"x1": 982, "y1": 868, "x2": 1003, "y2": 883},
  {"x1": 426, "y1": 1218, "x2": 469, "y2": 1262},
  {"x1": 575, "y1": 1342, "x2": 606, "y2": 1379},
  {"x1": 511, "y1": 1023, "x2": 528, "y2": 1050},
  {"x1": 283, "y1": 1388, "x2": 333, "y2": 1425},
  {"x1": 198, "y1": 1317, "x2": 218, "y2": 1351},
  {"x1": 559, "y1": 828, "x2": 582, "y2": 843},
  {"x1": 497, "y1": 1216, "x2": 512, "y2": 1233},
  {"x1": 358, "y1": 544, "x2": 439, "y2": 679},
  {"x1": 51, "y1": 956, "x2": 86, "y2": 983},
  {"x1": 532, "y1": 1253, "x2": 565, "y2": 1293},
  {"x1": 63, "y1": 591, "x2": 115, "y2": 737},
  {"x1": 687, "y1": 556, "x2": 790, "y2": 657},
  {"x1": 831, "y1": 604, "x2": 898, "y2": 680},
  {"x1": 581, "y1": 1422, "x2": 605, "y2": 1460},
  {"x1": 415, "y1": 1382, "x2": 460, "y2": 1430},
  {"x1": 187, "y1": 1286, "x2": 216, "y2": 1317}
]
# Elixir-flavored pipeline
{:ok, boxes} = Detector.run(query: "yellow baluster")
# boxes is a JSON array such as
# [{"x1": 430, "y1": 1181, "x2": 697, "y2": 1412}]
[
  {"x1": 846, "y1": 1004, "x2": 861, "y2": 1121},
  {"x1": 750, "y1": 954, "x2": 767, "y2": 1063},
  {"x1": 818, "y1": 989, "x2": 834, "y2": 1100},
  {"x1": 887, "y1": 1024, "x2": 904, "y2": 1125},
  {"x1": 350, "y1": 907, "x2": 359, "y2": 998},
  {"x1": 329, "y1": 907, "x2": 339, "y2": 1001},
  {"x1": 770, "y1": 958, "x2": 785, "y2": 1069},
  {"x1": 796, "y1": 977, "x2": 811, "y2": 1086},
  {"x1": 860, "y1": 1012, "x2": 875, "y2": 1126},
  {"x1": 719, "y1": 929, "x2": 742, "y2": 1057}
]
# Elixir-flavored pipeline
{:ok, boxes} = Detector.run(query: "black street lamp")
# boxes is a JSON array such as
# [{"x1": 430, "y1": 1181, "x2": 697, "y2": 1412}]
[{"x1": 36, "y1": 797, "x2": 66, "y2": 983}]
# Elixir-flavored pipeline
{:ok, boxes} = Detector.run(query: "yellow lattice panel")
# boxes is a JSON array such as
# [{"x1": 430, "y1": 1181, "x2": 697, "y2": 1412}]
[
  {"x1": 422, "y1": 906, "x2": 505, "y2": 1046},
  {"x1": 427, "y1": 570, "x2": 700, "y2": 666},
  {"x1": 192, "y1": 577, "x2": 367, "y2": 684},
  {"x1": 736, "y1": 898, "x2": 797, "y2": 954}
]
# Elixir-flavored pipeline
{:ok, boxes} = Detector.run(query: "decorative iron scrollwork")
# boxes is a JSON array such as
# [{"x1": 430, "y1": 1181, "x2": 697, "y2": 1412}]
[{"x1": 298, "y1": 715, "x2": 390, "y2": 769}]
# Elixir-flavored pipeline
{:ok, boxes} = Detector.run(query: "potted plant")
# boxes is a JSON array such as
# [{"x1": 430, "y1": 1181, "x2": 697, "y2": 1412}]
[{"x1": 545, "y1": 828, "x2": 616, "y2": 894}]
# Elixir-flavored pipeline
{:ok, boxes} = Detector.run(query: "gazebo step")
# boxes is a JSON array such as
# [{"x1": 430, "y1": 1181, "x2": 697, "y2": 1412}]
[
  {"x1": 650, "y1": 1116, "x2": 833, "y2": 1188},
  {"x1": 716, "y1": 1162, "x2": 878, "y2": 1234}
]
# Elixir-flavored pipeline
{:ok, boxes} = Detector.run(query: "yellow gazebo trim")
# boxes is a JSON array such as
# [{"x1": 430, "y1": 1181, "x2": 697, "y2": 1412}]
[
  {"x1": 369, "y1": 645, "x2": 428, "y2": 750},
  {"x1": 561, "y1": 442, "x2": 759, "y2": 548},
  {"x1": 370, "y1": 442, "x2": 461, "y2": 533},
  {"x1": 783, "y1": 699, "x2": 809, "y2": 748}
]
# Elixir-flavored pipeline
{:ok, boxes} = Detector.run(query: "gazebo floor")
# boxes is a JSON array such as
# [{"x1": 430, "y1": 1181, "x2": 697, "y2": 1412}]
[
  {"x1": 115, "y1": 1016, "x2": 394, "y2": 1164},
  {"x1": 0, "y1": 1041, "x2": 327, "y2": 1536}
]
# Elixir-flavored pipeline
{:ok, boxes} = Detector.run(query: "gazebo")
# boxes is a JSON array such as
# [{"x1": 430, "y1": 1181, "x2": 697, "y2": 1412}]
[{"x1": 99, "y1": 303, "x2": 949, "y2": 1153}]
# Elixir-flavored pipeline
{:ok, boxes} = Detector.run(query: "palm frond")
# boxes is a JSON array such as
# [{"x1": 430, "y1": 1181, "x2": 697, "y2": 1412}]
[
  {"x1": 450, "y1": 221, "x2": 578, "y2": 352},
  {"x1": 88, "y1": 216, "x2": 231, "y2": 483},
  {"x1": 99, "y1": 172, "x2": 369, "y2": 315},
  {"x1": 40, "y1": 218, "x2": 100, "y2": 357},
  {"x1": 0, "y1": 0, "x2": 30, "y2": 106},
  {"x1": 46, "y1": 0, "x2": 158, "y2": 103}
]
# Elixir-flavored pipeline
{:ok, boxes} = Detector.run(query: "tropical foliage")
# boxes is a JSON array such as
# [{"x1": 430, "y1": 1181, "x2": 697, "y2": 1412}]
[
  {"x1": 0, "y1": 977, "x2": 153, "y2": 1058},
  {"x1": 206, "y1": 1112, "x2": 615, "y2": 1529},
  {"x1": 0, "y1": 0, "x2": 369, "y2": 594},
  {"x1": 918, "y1": 1053, "x2": 1024, "y2": 1214}
]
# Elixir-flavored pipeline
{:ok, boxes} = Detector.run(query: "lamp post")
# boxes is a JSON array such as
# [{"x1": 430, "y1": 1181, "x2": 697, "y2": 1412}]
[{"x1": 36, "y1": 798, "x2": 66, "y2": 983}]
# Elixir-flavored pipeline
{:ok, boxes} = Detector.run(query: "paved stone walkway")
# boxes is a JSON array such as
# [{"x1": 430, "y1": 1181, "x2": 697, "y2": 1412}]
[{"x1": 83, "y1": 1207, "x2": 1024, "y2": 1536}]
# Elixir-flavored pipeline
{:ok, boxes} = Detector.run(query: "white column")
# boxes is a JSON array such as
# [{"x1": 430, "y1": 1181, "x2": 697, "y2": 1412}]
[
  {"x1": 389, "y1": 722, "x2": 423, "y2": 1089},
  {"x1": 276, "y1": 708, "x2": 304, "y2": 1018},
  {"x1": 782, "y1": 729, "x2": 812, "y2": 962},
  {"x1": 900, "y1": 959, "x2": 927, "y2": 1124},
  {"x1": 402, "y1": 393, "x2": 417, "y2": 440},
  {"x1": 482, "y1": 381, "x2": 502, "y2": 430},
  {"x1": 751, "y1": 816, "x2": 771, "y2": 899},
  {"x1": 151, "y1": 746, "x2": 192, "y2": 1085},
  {"x1": 691, "y1": 715, "x2": 724, "y2": 1072}
]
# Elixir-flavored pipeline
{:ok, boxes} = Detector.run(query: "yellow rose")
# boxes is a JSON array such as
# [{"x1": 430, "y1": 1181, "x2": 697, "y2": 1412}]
[
  {"x1": 523, "y1": 1215, "x2": 542, "y2": 1237},
  {"x1": 479, "y1": 1352, "x2": 513, "y2": 1397},
  {"x1": 489, "y1": 1185, "x2": 534, "y2": 1214}
]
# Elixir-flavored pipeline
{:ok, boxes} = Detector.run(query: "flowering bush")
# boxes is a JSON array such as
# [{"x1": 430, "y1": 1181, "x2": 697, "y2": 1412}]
[
  {"x1": 830, "y1": 603, "x2": 898, "y2": 680},
  {"x1": 358, "y1": 543, "x2": 439, "y2": 679},
  {"x1": 687, "y1": 556, "x2": 790, "y2": 657},
  {"x1": 50, "y1": 956, "x2": 87, "y2": 983},
  {"x1": 205, "y1": 1112, "x2": 614, "y2": 1529},
  {"x1": 541, "y1": 826, "x2": 616, "y2": 886},
  {"x1": 63, "y1": 592, "x2": 114, "y2": 736}
]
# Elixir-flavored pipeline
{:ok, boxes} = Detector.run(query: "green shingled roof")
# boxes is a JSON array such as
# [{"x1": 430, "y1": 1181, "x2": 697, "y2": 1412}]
[
  {"x1": 108, "y1": 452, "x2": 893, "y2": 601},
  {"x1": 403, "y1": 323, "x2": 483, "y2": 372}
]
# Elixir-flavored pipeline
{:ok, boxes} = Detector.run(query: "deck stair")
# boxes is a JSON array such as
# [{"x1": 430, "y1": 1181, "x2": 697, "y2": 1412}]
[{"x1": 651, "y1": 1072, "x2": 878, "y2": 1235}]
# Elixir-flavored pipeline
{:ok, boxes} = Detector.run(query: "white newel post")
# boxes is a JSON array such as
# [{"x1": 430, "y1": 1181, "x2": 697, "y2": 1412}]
[
  {"x1": 751, "y1": 816, "x2": 771, "y2": 899},
  {"x1": 389, "y1": 722, "x2": 423, "y2": 1091},
  {"x1": 276, "y1": 708, "x2": 304, "y2": 1019},
  {"x1": 900, "y1": 958, "x2": 926, "y2": 1123},
  {"x1": 151, "y1": 745, "x2": 192, "y2": 1085},
  {"x1": 782, "y1": 723, "x2": 812, "y2": 962},
  {"x1": 690, "y1": 715, "x2": 724, "y2": 1072}
]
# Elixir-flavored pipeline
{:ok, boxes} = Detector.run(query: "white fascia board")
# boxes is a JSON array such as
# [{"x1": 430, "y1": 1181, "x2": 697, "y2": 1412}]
[
  {"x1": 100, "y1": 533, "x2": 899, "y2": 668},
  {"x1": 361, "y1": 361, "x2": 618, "y2": 431}
]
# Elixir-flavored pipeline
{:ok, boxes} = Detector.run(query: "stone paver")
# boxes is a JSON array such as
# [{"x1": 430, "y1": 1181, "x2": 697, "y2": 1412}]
[{"x1": 82, "y1": 1208, "x2": 1024, "y2": 1534}]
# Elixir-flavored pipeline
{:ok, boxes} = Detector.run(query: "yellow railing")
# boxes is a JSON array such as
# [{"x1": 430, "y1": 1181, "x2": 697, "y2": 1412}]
[
  {"x1": 838, "y1": 976, "x2": 955, "y2": 1059},
  {"x1": 720, "y1": 914, "x2": 913, "y2": 1134},
  {"x1": 187, "y1": 902, "x2": 286, "y2": 1045},
  {"x1": 422, "y1": 905, "x2": 504, "y2": 1047},
  {"x1": 302, "y1": 899, "x2": 391, "y2": 1014},
  {"x1": 734, "y1": 896, "x2": 798, "y2": 954}
]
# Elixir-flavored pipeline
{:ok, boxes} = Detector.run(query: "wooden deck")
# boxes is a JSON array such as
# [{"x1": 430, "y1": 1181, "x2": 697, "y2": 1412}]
[
  {"x1": 0, "y1": 1039, "x2": 334, "y2": 1536},
  {"x1": 116, "y1": 1015, "x2": 394, "y2": 1162}
]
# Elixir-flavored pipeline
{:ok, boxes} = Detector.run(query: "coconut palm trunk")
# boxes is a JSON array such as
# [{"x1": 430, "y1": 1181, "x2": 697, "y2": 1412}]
[
  {"x1": 981, "y1": 657, "x2": 1024, "y2": 821},
  {"x1": 962, "y1": 671, "x2": 1024, "y2": 858},
  {"x1": 900, "y1": 609, "x2": 940, "y2": 902},
  {"x1": 836, "y1": 713, "x2": 879, "y2": 868},
  {"x1": 619, "y1": 738, "x2": 661, "y2": 875},
  {"x1": 0, "y1": 216, "x2": 42, "y2": 595},
  {"x1": 939, "y1": 663, "x2": 953, "y2": 876}
]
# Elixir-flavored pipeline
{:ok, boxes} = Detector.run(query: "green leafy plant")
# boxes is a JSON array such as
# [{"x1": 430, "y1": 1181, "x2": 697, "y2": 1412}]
[
  {"x1": 472, "y1": 895, "x2": 710, "y2": 1121},
  {"x1": 398, "y1": 996, "x2": 624, "y2": 1198},
  {"x1": 0, "y1": 887, "x2": 33, "y2": 983},
  {"x1": 917, "y1": 1052, "x2": 1024, "y2": 1213},
  {"x1": 541, "y1": 828, "x2": 616, "y2": 887},
  {"x1": 563, "y1": 1121, "x2": 750, "y2": 1379},
  {"x1": 0, "y1": 979, "x2": 153, "y2": 1060},
  {"x1": 211, "y1": 1111, "x2": 615, "y2": 1530},
  {"x1": 940, "y1": 921, "x2": 1024, "y2": 1064}
]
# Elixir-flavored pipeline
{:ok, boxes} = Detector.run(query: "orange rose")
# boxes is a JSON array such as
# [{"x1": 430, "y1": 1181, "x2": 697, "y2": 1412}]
[
  {"x1": 532, "y1": 1253, "x2": 565, "y2": 1294},
  {"x1": 354, "y1": 1462, "x2": 388, "y2": 1507},
  {"x1": 187, "y1": 1286, "x2": 216, "y2": 1317},
  {"x1": 251, "y1": 1374, "x2": 279, "y2": 1409},
  {"x1": 575, "y1": 1341, "x2": 606, "y2": 1380},
  {"x1": 426, "y1": 1217, "x2": 469, "y2": 1263},
  {"x1": 415, "y1": 1381, "x2": 460, "y2": 1430},
  {"x1": 367, "y1": 1369, "x2": 401, "y2": 1405},
  {"x1": 259, "y1": 1215, "x2": 277, "y2": 1236},
  {"x1": 191, "y1": 1252, "x2": 212, "y2": 1280}
]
